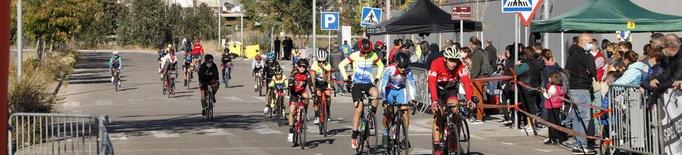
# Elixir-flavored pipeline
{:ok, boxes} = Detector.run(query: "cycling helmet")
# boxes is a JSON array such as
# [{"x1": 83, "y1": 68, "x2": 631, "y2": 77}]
[
  {"x1": 375, "y1": 40, "x2": 384, "y2": 49},
  {"x1": 112, "y1": 50, "x2": 119, "y2": 55},
  {"x1": 296, "y1": 58, "x2": 309, "y2": 67},
  {"x1": 273, "y1": 67, "x2": 283, "y2": 75},
  {"x1": 255, "y1": 54, "x2": 263, "y2": 60},
  {"x1": 267, "y1": 51, "x2": 276, "y2": 61},
  {"x1": 359, "y1": 39, "x2": 372, "y2": 54},
  {"x1": 316, "y1": 49, "x2": 328, "y2": 61},
  {"x1": 395, "y1": 52, "x2": 410, "y2": 68},
  {"x1": 204, "y1": 54, "x2": 214, "y2": 62},
  {"x1": 443, "y1": 46, "x2": 463, "y2": 59}
]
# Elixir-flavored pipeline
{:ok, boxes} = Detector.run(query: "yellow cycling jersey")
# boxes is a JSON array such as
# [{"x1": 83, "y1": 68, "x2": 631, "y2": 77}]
[
  {"x1": 311, "y1": 61, "x2": 332, "y2": 80},
  {"x1": 269, "y1": 77, "x2": 288, "y2": 89},
  {"x1": 338, "y1": 52, "x2": 384, "y2": 84}
]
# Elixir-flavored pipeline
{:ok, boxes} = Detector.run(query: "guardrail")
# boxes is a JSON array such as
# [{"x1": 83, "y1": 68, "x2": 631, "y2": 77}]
[
  {"x1": 608, "y1": 85, "x2": 664, "y2": 155},
  {"x1": 7, "y1": 113, "x2": 114, "y2": 155}
]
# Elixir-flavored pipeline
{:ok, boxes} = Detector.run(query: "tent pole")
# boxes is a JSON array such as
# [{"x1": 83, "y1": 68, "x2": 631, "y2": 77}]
[
  {"x1": 385, "y1": 0, "x2": 391, "y2": 64},
  {"x1": 525, "y1": 26, "x2": 529, "y2": 46},
  {"x1": 460, "y1": 20, "x2": 464, "y2": 44},
  {"x1": 543, "y1": 0, "x2": 550, "y2": 49},
  {"x1": 513, "y1": 14, "x2": 519, "y2": 129},
  {"x1": 561, "y1": 31, "x2": 565, "y2": 68}
]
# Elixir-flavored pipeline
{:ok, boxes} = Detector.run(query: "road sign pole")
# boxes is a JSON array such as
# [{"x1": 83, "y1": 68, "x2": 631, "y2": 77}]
[
  {"x1": 313, "y1": 0, "x2": 317, "y2": 52},
  {"x1": 513, "y1": 14, "x2": 519, "y2": 129},
  {"x1": 385, "y1": 0, "x2": 391, "y2": 62},
  {"x1": 2, "y1": 0, "x2": 11, "y2": 151},
  {"x1": 459, "y1": 20, "x2": 463, "y2": 44},
  {"x1": 17, "y1": 0, "x2": 22, "y2": 79}
]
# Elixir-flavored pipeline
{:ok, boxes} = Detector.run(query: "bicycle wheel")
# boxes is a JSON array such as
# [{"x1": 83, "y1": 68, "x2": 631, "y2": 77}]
[
  {"x1": 187, "y1": 71, "x2": 192, "y2": 90},
  {"x1": 459, "y1": 117, "x2": 470, "y2": 155},
  {"x1": 392, "y1": 120, "x2": 402, "y2": 155},
  {"x1": 453, "y1": 122, "x2": 462, "y2": 155},
  {"x1": 356, "y1": 120, "x2": 367, "y2": 154},
  {"x1": 299, "y1": 108, "x2": 307, "y2": 150},
  {"x1": 368, "y1": 112, "x2": 379, "y2": 152},
  {"x1": 400, "y1": 118, "x2": 411, "y2": 154},
  {"x1": 258, "y1": 79, "x2": 263, "y2": 96},
  {"x1": 319, "y1": 95, "x2": 327, "y2": 137}
]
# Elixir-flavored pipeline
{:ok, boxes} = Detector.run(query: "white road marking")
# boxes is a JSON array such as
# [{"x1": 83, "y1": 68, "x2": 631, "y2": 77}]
[
  {"x1": 253, "y1": 124, "x2": 283, "y2": 134},
  {"x1": 62, "y1": 101, "x2": 80, "y2": 107},
  {"x1": 224, "y1": 96, "x2": 244, "y2": 101},
  {"x1": 534, "y1": 148, "x2": 554, "y2": 152},
  {"x1": 470, "y1": 134, "x2": 486, "y2": 140},
  {"x1": 149, "y1": 131, "x2": 180, "y2": 138},
  {"x1": 96, "y1": 100, "x2": 113, "y2": 106},
  {"x1": 409, "y1": 148, "x2": 432, "y2": 155},
  {"x1": 109, "y1": 133, "x2": 128, "y2": 140},
  {"x1": 252, "y1": 96, "x2": 266, "y2": 101},
  {"x1": 200, "y1": 128, "x2": 233, "y2": 136},
  {"x1": 501, "y1": 142, "x2": 515, "y2": 145}
]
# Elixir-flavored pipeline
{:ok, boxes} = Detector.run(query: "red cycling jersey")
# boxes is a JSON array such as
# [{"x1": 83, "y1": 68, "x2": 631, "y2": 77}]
[
  {"x1": 192, "y1": 43, "x2": 204, "y2": 56},
  {"x1": 427, "y1": 57, "x2": 473, "y2": 103},
  {"x1": 292, "y1": 72, "x2": 310, "y2": 93}
]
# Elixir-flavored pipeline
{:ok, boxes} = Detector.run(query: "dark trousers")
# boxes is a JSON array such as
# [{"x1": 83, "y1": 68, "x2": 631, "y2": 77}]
[
  {"x1": 501, "y1": 89, "x2": 515, "y2": 121},
  {"x1": 547, "y1": 108, "x2": 562, "y2": 141},
  {"x1": 284, "y1": 48, "x2": 292, "y2": 60}
]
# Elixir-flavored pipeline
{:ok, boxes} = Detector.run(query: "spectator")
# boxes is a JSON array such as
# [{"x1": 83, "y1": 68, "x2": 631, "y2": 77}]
[
  {"x1": 485, "y1": 40, "x2": 498, "y2": 71},
  {"x1": 614, "y1": 51, "x2": 646, "y2": 85},
  {"x1": 606, "y1": 43, "x2": 621, "y2": 62},
  {"x1": 589, "y1": 39, "x2": 607, "y2": 138},
  {"x1": 274, "y1": 37, "x2": 281, "y2": 59},
  {"x1": 564, "y1": 34, "x2": 597, "y2": 153},
  {"x1": 329, "y1": 43, "x2": 345, "y2": 95},
  {"x1": 499, "y1": 44, "x2": 517, "y2": 125},
  {"x1": 532, "y1": 43, "x2": 543, "y2": 58},
  {"x1": 618, "y1": 41, "x2": 634, "y2": 56},
  {"x1": 641, "y1": 48, "x2": 667, "y2": 106},
  {"x1": 601, "y1": 39, "x2": 611, "y2": 52},
  {"x1": 283, "y1": 36, "x2": 294, "y2": 60},
  {"x1": 650, "y1": 33, "x2": 665, "y2": 48},
  {"x1": 650, "y1": 34, "x2": 682, "y2": 91},
  {"x1": 542, "y1": 71, "x2": 565, "y2": 145},
  {"x1": 516, "y1": 46, "x2": 543, "y2": 130},
  {"x1": 425, "y1": 44, "x2": 441, "y2": 70},
  {"x1": 468, "y1": 36, "x2": 491, "y2": 122},
  {"x1": 388, "y1": 39, "x2": 402, "y2": 64},
  {"x1": 341, "y1": 40, "x2": 351, "y2": 57},
  {"x1": 541, "y1": 49, "x2": 561, "y2": 87}
]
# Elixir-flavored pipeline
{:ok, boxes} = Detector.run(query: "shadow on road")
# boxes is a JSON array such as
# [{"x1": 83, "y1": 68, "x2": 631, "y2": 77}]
[
  {"x1": 327, "y1": 127, "x2": 351, "y2": 136},
  {"x1": 109, "y1": 114, "x2": 267, "y2": 137},
  {"x1": 226, "y1": 84, "x2": 244, "y2": 88},
  {"x1": 303, "y1": 139, "x2": 335, "y2": 149},
  {"x1": 69, "y1": 52, "x2": 132, "y2": 85}
]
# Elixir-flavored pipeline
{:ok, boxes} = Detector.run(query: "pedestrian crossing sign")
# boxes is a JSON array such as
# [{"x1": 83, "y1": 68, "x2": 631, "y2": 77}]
[
  {"x1": 502, "y1": 0, "x2": 533, "y2": 13},
  {"x1": 361, "y1": 7, "x2": 382, "y2": 28}
]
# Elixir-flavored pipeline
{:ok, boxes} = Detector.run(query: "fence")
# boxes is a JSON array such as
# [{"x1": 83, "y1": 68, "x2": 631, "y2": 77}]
[
  {"x1": 8, "y1": 113, "x2": 114, "y2": 155},
  {"x1": 608, "y1": 85, "x2": 664, "y2": 155}
]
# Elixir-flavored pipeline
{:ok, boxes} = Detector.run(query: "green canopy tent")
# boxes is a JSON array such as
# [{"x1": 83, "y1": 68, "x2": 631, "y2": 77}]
[{"x1": 530, "y1": 0, "x2": 682, "y2": 67}]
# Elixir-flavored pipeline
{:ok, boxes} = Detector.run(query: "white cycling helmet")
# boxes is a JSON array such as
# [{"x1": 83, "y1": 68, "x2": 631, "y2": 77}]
[
  {"x1": 316, "y1": 49, "x2": 328, "y2": 61},
  {"x1": 443, "y1": 46, "x2": 463, "y2": 59},
  {"x1": 112, "y1": 50, "x2": 119, "y2": 55}
]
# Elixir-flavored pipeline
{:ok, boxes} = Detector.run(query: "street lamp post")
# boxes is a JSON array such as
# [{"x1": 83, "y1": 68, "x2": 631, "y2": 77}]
[{"x1": 17, "y1": 0, "x2": 23, "y2": 79}]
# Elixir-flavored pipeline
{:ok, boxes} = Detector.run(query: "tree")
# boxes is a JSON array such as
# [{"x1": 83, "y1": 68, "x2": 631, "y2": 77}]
[{"x1": 117, "y1": 0, "x2": 166, "y2": 47}]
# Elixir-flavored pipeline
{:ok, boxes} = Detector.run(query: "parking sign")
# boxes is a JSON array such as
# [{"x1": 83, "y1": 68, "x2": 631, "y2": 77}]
[{"x1": 321, "y1": 12, "x2": 339, "y2": 30}]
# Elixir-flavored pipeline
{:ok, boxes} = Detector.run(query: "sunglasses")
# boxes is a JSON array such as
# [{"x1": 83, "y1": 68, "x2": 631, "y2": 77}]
[
  {"x1": 297, "y1": 65, "x2": 307, "y2": 68},
  {"x1": 446, "y1": 58, "x2": 459, "y2": 62}
]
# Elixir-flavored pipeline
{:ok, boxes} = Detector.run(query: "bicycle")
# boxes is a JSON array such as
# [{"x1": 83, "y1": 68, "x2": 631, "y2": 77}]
[
  {"x1": 355, "y1": 90, "x2": 379, "y2": 154},
  {"x1": 166, "y1": 71, "x2": 177, "y2": 98},
  {"x1": 186, "y1": 63, "x2": 194, "y2": 90},
  {"x1": 112, "y1": 69, "x2": 121, "y2": 91},
  {"x1": 314, "y1": 89, "x2": 331, "y2": 137},
  {"x1": 269, "y1": 84, "x2": 287, "y2": 122},
  {"x1": 435, "y1": 97, "x2": 476, "y2": 155},
  {"x1": 254, "y1": 71, "x2": 265, "y2": 96},
  {"x1": 205, "y1": 84, "x2": 216, "y2": 121},
  {"x1": 222, "y1": 63, "x2": 232, "y2": 87},
  {"x1": 386, "y1": 103, "x2": 413, "y2": 155},
  {"x1": 291, "y1": 94, "x2": 308, "y2": 150}
]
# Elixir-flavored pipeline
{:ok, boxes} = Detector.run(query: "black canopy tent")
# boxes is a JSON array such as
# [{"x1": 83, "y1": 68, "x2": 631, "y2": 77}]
[{"x1": 366, "y1": 0, "x2": 482, "y2": 35}]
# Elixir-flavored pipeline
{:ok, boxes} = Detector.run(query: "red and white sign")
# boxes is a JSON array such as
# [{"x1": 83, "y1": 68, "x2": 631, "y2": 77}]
[
  {"x1": 517, "y1": 0, "x2": 543, "y2": 26},
  {"x1": 452, "y1": 6, "x2": 472, "y2": 20}
]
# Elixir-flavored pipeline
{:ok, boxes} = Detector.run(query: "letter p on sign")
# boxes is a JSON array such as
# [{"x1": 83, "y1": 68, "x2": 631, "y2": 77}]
[{"x1": 321, "y1": 12, "x2": 339, "y2": 30}]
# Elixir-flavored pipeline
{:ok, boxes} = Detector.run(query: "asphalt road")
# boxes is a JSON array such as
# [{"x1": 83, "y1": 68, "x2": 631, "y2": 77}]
[{"x1": 58, "y1": 51, "x2": 573, "y2": 155}]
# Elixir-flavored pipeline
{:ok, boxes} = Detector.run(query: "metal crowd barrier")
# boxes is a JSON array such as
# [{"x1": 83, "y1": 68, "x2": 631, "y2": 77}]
[
  {"x1": 608, "y1": 85, "x2": 664, "y2": 155},
  {"x1": 7, "y1": 113, "x2": 114, "y2": 155}
]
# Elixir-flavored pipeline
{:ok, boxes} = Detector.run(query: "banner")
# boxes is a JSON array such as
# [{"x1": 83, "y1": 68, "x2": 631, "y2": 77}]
[{"x1": 663, "y1": 90, "x2": 682, "y2": 155}]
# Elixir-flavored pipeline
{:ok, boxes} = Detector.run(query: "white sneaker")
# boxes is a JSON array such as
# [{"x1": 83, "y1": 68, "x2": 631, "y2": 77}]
[
  {"x1": 111, "y1": 77, "x2": 114, "y2": 83},
  {"x1": 287, "y1": 133, "x2": 294, "y2": 143},
  {"x1": 314, "y1": 117, "x2": 320, "y2": 124},
  {"x1": 263, "y1": 107, "x2": 269, "y2": 114}
]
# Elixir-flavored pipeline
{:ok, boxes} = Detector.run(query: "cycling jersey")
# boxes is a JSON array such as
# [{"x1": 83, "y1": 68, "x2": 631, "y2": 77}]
[
  {"x1": 157, "y1": 50, "x2": 167, "y2": 61},
  {"x1": 291, "y1": 71, "x2": 312, "y2": 93},
  {"x1": 427, "y1": 57, "x2": 473, "y2": 103},
  {"x1": 252, "y1": 58, "x2": 265, "y2": 71},
  {"x1": 378, "y1": 65, "x2": 416, "y2": 105},
  {"x1": 184, "y1": 53, "x2": 192, "y2": 63},
  {"x1": 192, "y1": 43, "x2": 204, "y2": 56},
  {"x1": 269, "y1": 77, "x2": 289, "y2": 90},
  {"x1": 338, "y1": 52, "x2": 384, "y2": 84},
  {"x1": 161, "y1": 54, "x2": 178, "y2": 72},
  {"x1": 109, "y1": 56, "x2": 122, "y2": 70}
]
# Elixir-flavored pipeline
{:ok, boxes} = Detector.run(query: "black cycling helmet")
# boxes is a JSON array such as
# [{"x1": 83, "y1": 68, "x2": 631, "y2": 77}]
[
  {"x1": 204, "y1": 54, "x2": 214, "y2": 61},
  {"x1": 395, "y1": 52, "x2": 410, "y2": 69},
  {"x1": 273, "y1": 67, "x2": 283, "y2": 75},
  {"x1": 296, "y1": 58, "x2": 309, "y2": 67}
]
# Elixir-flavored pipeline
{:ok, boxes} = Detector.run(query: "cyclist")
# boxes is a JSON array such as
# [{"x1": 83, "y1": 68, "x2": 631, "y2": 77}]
[
  {"x1": 428, "y1": 47, "x2": 474, "y2": 155},
  {"x1": 160, "y1": 48, "x2": 179, "y2": 95},
  {"x1": 264, "y1": 52, "x2": 280, "y2": 92},
  {"x1": 252, "y1": 53, "x2": 266, "y2": 86},
  {"x1": 221, "y1": 48, "x2": 233, "y2": 81},
  {"x1": 192, "y1": 38, "x2": 205, "y2": 68},
  {"x1": 292, "y1": 49, "x2": 301, "y2": 67},
  {"x1": 183, "y1": 46, "x2": 193, "y2": 85},
  {"x1": 109, "y1": 50, "x2": 123, "y2": 84},
  {"x1": 263, "y1": 64, "x2": 283, "y2": 114},
  {"x1": 198, "y1": 54, "x2": 220, "y2": 116},
  {"x1": 338, "y1": 38, "x2": 385, "y2": 149},
  {"x1": 378, "y1": 52, "x2": 416, "y2": 147},
  {"x1": 310, "y1": 49, "x2": 333, "y2": 124},
  {"x1": 157, "y1": 47, "x2": 167, "y2": 76},
  {"x1": 287, "y1": 59, "x2": 314, "y2": 143},
  {"x1": 269, "y1": 67, "x2": 288, "y2": 116}
]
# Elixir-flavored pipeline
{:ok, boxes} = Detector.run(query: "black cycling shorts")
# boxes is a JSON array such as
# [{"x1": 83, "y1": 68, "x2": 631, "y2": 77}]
[
  {"x1": 289, "y1": 91, "x2": 306, "y2": 106},
  {"x1": 351, "y1": 83, "x2": 374, "y2": 102}
]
